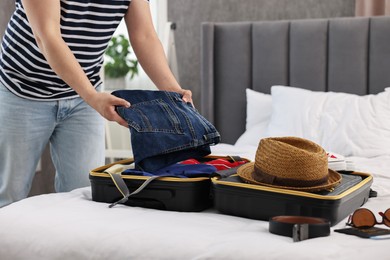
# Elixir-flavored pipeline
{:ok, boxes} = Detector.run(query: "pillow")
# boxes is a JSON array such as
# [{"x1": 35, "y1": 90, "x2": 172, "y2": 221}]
[
  {"x1": 235, "y1": 121, "x2": 269, "y2": 147},
  {"x1": 245, "y1": 88, "x2": 272, "y2": 130},
  {"x1": 266, "y1": 85, "x2": 390, "y2": 157},
  {"x1": 235, "y1": 89, "x2": 272, "y2": 147},
  {"x1": 265, "y1": 86, "x2": 323, "y2": 143}
]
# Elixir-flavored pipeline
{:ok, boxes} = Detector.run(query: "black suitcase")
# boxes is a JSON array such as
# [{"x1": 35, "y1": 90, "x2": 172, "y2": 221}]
[
  {"x1": 89, "y1": 155, "x2": 249, "y2": 212},
  {"x1": 211, "y1": 171, "x2": 374, "y2": 226}
]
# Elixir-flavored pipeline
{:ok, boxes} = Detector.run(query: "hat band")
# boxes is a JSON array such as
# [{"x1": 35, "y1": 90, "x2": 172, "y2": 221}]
[{"x1": 253, "y1": 167, "x2": 329, "y2": 188}]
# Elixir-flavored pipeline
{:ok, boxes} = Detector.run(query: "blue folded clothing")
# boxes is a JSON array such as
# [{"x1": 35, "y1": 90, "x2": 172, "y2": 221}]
[{"x1": 122, "y1": 163, "x2": 217, "y2": 178}]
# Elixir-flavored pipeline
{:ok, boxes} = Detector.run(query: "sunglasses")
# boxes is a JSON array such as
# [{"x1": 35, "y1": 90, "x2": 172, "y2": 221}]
[{"x1": 346, "y1": 208, "x2": 390, "y2": 229}]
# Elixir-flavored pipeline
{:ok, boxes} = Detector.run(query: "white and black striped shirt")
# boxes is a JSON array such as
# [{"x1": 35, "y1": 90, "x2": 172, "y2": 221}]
[{"x1": 0, "y1": 0, "x2": 146, "y2": 100}]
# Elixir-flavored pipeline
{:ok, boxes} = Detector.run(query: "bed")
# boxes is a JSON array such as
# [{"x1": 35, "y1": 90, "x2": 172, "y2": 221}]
[{"x1": 1, "y1": 16, "x2": 390, "y2": 260}]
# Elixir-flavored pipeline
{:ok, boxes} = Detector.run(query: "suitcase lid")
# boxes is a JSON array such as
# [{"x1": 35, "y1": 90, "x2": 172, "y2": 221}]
[{"x1": 212, "y1": 171, "x2": 373, "y2": 200}]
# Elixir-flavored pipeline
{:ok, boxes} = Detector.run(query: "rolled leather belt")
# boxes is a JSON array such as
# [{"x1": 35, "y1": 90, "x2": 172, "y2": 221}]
[{"x1": 269, "y1": 216, "x2": 331, "y2": 242}]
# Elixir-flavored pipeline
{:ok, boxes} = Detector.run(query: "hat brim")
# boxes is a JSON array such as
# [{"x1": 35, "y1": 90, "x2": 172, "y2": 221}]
[{"x1": 237, "y1": 162, "x2": 342, "y2": 192}]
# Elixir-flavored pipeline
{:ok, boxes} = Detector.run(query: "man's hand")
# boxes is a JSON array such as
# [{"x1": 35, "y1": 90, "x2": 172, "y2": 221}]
[
  {"x1": 86, "y1": 92, "x2": 130, "y2": 128},
  {"x1": 180, "y1": 89, "x2": 194, "y2": 107}
]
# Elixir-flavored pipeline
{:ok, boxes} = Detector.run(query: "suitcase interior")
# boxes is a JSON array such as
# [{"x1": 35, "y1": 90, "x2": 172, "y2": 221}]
[
  {"x1": 211, "y1": 171, "x2": 373, "y2": 226},
  {"x1": 90, "y1": 156, "x2": 248, "y2": 212}
]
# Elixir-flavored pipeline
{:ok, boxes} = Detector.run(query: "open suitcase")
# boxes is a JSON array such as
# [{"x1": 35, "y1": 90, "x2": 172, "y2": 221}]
[
  {"x1": 211, "y1": 171, "x2": 374, "y2": 226},
  {"x1": 89, "y1": 155, "x2": 249, "y2": 212}
]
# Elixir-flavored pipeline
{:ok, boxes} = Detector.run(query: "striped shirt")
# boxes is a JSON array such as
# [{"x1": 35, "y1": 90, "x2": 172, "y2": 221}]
[{"x1": 0, "y1": 0, "x2": 147, "y2": 101}]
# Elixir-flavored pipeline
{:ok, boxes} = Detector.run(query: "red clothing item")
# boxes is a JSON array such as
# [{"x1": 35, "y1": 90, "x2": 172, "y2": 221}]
[{"x1": 180, "y1": 158, "x2": 247, "y2": 171}]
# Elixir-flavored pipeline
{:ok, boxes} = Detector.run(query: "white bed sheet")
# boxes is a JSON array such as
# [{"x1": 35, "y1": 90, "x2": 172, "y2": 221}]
[{"x1": 0, "y1": 144, "x2": 389, "y2": 260}]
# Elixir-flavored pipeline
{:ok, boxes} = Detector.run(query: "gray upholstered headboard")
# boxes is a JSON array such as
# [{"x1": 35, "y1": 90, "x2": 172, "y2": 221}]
[{"x1": 201, "y1": 16, "x2": 390, "y2": 144}]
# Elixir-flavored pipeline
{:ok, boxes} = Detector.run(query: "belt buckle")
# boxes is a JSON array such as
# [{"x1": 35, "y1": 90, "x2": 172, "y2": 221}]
[{"x1": 292, "y1": 223, "x2": 309, "y2": 242}]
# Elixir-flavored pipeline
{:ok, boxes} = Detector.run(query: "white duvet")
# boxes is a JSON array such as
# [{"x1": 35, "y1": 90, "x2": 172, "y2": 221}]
[{"x1": 0, "y1": 145, "x2": 389, "y2": 260}]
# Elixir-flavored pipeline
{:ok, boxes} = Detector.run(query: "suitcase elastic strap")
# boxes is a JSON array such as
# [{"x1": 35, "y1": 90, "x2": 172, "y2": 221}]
[{"x1": 107, "y1": 172, "x2": 162, "y2": 208}]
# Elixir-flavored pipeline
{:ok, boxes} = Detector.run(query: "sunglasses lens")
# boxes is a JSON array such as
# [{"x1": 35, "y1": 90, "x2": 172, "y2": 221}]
[
  {"x1": 384, "y1": 209, "x2": 390, "y2": 227},
  {"x1": 352, "y1": 208, "x2": 376, "y2": 228}
]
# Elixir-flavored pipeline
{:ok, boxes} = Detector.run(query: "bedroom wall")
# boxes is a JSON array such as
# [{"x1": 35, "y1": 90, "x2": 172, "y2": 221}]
[
  {"x1": 168, "y1": 0, "x2": 356, "y2": 108},
  {"x1": 0, "y1": 1, "x2": 14, "y2": 39}
]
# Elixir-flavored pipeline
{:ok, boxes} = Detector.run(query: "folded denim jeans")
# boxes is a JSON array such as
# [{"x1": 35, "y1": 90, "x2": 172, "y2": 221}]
[{"x1": 112, "y1": 90, "x2": 221, "y2": 172}]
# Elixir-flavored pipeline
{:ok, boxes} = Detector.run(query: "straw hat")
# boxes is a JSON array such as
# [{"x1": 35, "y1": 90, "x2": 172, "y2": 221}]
[{"x1": 237, "y1": 137, "x2": 341, "y2": 192}]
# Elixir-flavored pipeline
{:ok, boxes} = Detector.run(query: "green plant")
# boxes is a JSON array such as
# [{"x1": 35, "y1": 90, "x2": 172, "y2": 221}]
[{"x1": 104, "y1": 34, "x2": 138, "y2": 79}]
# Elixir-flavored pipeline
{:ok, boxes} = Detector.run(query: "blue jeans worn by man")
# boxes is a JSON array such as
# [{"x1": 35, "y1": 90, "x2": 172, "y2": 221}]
[{"x1": 0, "y1": 82, "x2": 105, "y2": 208}]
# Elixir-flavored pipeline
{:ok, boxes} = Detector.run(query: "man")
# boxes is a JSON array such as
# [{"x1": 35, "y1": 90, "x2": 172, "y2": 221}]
[{"x1": 0, "y1": 0, "x2": 192, "y2": 207}]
